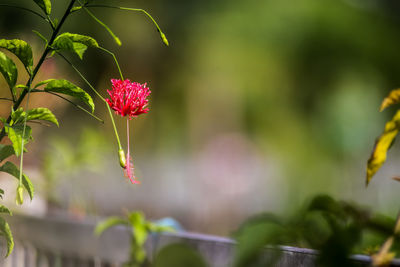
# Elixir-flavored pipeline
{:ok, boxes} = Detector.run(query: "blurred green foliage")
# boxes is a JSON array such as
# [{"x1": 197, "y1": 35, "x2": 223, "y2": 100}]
[{"x1": 233, "y1": 195, "x2": 398, "y2": 267}]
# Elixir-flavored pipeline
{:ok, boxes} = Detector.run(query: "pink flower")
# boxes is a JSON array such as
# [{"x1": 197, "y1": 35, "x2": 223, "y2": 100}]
[{"x1": 106, "y1": 79, "x2": 151, "y2": 119}]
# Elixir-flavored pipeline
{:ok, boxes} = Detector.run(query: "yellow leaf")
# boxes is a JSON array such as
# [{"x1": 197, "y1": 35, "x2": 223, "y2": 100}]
[
  {"x1": 380, "y1": 89, "x2": 400, "y2": 111},
  {"x1": 366, "y1": 110, "x2": 400, "y2": 185}
]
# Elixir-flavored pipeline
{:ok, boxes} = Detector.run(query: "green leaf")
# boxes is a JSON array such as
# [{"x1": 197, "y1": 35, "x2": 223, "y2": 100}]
[
  {"x1": 44, "y1": 79, "x2": 94, "y2": 112},
  {"x1": 26, "y1": 108, "x2": 59, "y2": 127},
  {"x1": 0, "y1": 162, "x2": 34, "y2": 200},
  {"x1": 4, "y1": 124, "x2": 32, "y2": 157},
  {"x1": 34, "y1": 79, "x2": 54, "y2": 89},
  {"x1": 33, "y1": 0, "x2": 51, "y2": 15},
  {"x1": 0, "y1": 189, "x2": 3, "y2": 199},
  {"x1": 0, "y1": 39, "x2": 33, "y2": 72},
  {"x1": 367, "y1": 110, "x2": 400, "y2": 185},
  {"x1": 53, "y1": 33, "x2": 99, "y2": 59},
  {"x1": 153, "y1": 244, "x2": 207, "y2": 267},
  {"x1": 94, "y1": 216, "x2": 128, "y2": 236},
  {"x1": 0, "y1": 206, "x2": 11, "y2": 215},
  {"x1": 128, "y1": 212, "x2": 148, "y2": 246},
  {"x1": 0, "y1": 145, "x2": 15, "y2": 162},
  {"x1": 0, "y1": 217, "x2": 14, "y2": 257},
  {"x1": 0, "y1": 51, "x2": 17, "y2": 89}
]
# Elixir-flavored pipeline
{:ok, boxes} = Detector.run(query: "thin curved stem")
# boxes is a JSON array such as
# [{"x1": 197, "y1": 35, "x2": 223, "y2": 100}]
[
  {"x1": 86, "y1": 5, "x2": 164, "y2": 35},
  {"x1": 98, "y1": 46, "x2": 124, "y2": 80},
  {"x1": 56, "y1": 53, "x2": 123, "y2": 150},
  {"x1": 0, "y1": 4, "x2": 47, "y2": 21},
  {"x1": 31, "y1": 90, "x2": 104, "y2": 123},
  {"x1": 107, "y1": 104, "x2": 123, "y2": 150},
  {"x1": 56, "y1": 52, "x2": 105, "y2": 101},
  {"x1": 81, "y1": 4, "x2": 121, "y2": 46},
  {"x1": 0, "y1": 98, "x2": 13, "y2": 102}
]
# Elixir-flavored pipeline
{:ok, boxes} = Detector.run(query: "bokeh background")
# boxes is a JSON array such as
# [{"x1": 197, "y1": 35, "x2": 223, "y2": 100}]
[{"x1": 1, "y1": 0, "x2": 400, "y2": 235}]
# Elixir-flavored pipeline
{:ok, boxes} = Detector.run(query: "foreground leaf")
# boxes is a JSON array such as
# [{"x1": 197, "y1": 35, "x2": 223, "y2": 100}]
[
  {"x1": 0, "y1": 206, "x2": 11, "y2": 215},
  {"x1": 44, "y1": 79, "x2": 94, "y2": 112},
  {"x1": 0, "y1": 162, "x2": 34, "y2": 200},
  {"x1": 53, "y1": 33, "x2": 99, "y2": 59},
  {"x1": 0, "y1": 217, "x2": 13, "y2": 257},
  {"x1": 26, "y1": 108, "x2": 59, "y2": 127},
  {"x1": 0, "y1": 39, "x2": 33, "y2": 72},
  {"x1": 95, "y1": 216, "x2": 128, "y2": 236},
  {"x1": 153, "y1": 244, "x2": 207, "y2": 267},
  {"x1": 4, "y1": 124, "x2": 32, "y2": 157},
  {"x1": 0, "y1": 51, "x2": 17, "y2": 89},
  {"x1": 33, "y1": 0, "x2": 51, "y2": 15},
  {"x1": 0, "y1": 145, "x2": 15, "y2": 162},
  {"x1": 366, "y1": 110, "x2": 400, "y2": 185}
]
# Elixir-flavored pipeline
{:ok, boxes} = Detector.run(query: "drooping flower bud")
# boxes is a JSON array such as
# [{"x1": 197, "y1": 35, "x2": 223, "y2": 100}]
[
  {"x1": 160, "y1": 32, "x2": 169, "y2": 46},
  {"x1": 119, "y1": 148, "x2": 126, "y2": 168},
  {"x1": 16, "y1": 185, "x2": 24, "y2": 205}
]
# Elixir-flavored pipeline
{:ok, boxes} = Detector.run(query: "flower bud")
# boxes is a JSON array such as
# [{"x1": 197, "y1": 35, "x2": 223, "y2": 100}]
[
  {"x1": 16, "y1": 185, "x2": 24, "y2": 205},
  {"x1": 119, "y1": 148, "x2": 126, "y2": 168},
  {"x1": 160, "y1": 32, "x2": 169, "y2": 46}
]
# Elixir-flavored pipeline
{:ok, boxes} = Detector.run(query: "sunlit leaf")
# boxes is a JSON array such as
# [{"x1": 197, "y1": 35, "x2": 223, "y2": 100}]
[
  {"x1": 366, "y1": 110, "x2": 400, "y2": 185},
  {"x1": 53, "y1": 33, "x2": 99, "y2": 59},
  {"x1": 26, "y1": 108, "x2": 59, "y2": 127},
  {"x1": 44, "y1": 79, "x2": 95, "y2": 112},
  {"x1": 33, "y1": 0, "x2": 51, "y2": 15},
  {"x1": 0, "y1": 39, "x2": 33, "y2": 72},
  {"x1": 0, "y1": 51, "x2": 17, "y2": 89},
  {"x1": 0, "y1": 217, "x2": 13, "y2": 257},
  {"x1": 4, "y1": 124, "x2": 32, "y2": 157},
  {"x1": 380, "y1": 89, "x2": 400, "y2": 112},
  {"x1": 0, "y1": 145, "x2": 15, "y2": 162},
  {"x1": 128, "y1": 212, "x2": 148, "y2": 246},
  {"x1": 94, "y1": 216, "x2": 128, "y2": 236},
  {"x1": 0, "y1": 162, "x2": 34, "y2": 200},
  {"x1": 153, "y1": 244, "x2": 207, "y2": 267}
]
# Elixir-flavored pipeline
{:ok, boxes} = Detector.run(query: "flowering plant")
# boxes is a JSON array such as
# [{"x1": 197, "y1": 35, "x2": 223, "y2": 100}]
[{"x1": 0, "y1": 0, "x2": 167, "y2": 256}]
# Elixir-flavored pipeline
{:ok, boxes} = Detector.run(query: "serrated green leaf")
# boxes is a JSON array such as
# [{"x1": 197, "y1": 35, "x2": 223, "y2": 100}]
[
  {"x1": 26, "y1": 108, "x2": 58, "y2": 127},
  {"x1": 0, "y1": 206, "x2": 11, "y2": 215},
  {"x1": 0, "y1": 145, "x2": 15, "y2": 162},
  {"x1": 0, "y1": 51, "x2": 17, "y2": 89},
  {"x1": 44, "y1": 79, "x2": 94, "y2": 112},
  {"x1": 0, "y1": 162, "x2": 34, "y2": 200},
  {"x1": 53, "y1": 33, "x2": 98, "y2": 59},
  {"x1": 4, "y1": 124, "x2": 32, "y2": 157},
  {"x1": 0, "y1": 39, "x2": 33, "y2": 72},
  {"x1": 33, "y1": 0, "x2": 51, "y2": 15},
  {"x1": 95, "y1": 216, "x2": 128, "y2": 236},
  {"x1": 0, "y1": 217, "x2": 14, "y2": 257}
]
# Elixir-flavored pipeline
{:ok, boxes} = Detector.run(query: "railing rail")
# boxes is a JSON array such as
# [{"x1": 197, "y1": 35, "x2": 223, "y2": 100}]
[{"x1": 1, "y1": 214, "x2": 400, "y2": 266}]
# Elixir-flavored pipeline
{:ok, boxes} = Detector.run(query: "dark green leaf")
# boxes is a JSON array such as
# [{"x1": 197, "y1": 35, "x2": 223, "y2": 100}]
[
  {"x1": 94, "y1": 216, "x2": 128, "y2": 236},
  {"x1": 53, "y1": 33, "x2": 99, "y2": 59},
  {"x1": 0, "y1": 217, "x2": 13, "y2": 257},
  {"x1": 4, "y1": 124, "x2": 32, "y2": 157},
  {"x1": 33, "y1": 0, "x2": 51, "y2": 15},
  {"x1": 0, "y1": 51, "x2": 17, "y2": 89},
  {"x1": 26, "y1": 108, "x2": 59, "y2": 127},
  {"x1": 153, "y1": 244, "x2": 207, "y2": 267},
  {"x1": 0, "y1": 206, "x2": 11, "y2": 215},
  {"x1": 0, "y1": 145, "x2": 15, "y2": 162},
  {"x1": 0, "y1": 162, "x2": 34, "y2": 200},
  {"x1": 44, "y1": 79, "x2": 94, "y2": 112},
  {"x1": 0, "y1": 39, "x2": 33, "y2": 72},
  {"x1": 0, "y1": 189, "x2": 3, "y2": 199}
]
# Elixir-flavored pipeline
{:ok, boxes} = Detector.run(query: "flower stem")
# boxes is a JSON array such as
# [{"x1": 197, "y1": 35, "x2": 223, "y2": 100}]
[
  {"x1": 98, "y1": 47, "x2": 124, "y2": 80},
  {"x1": 107, "y1": 104, "x2": 123, "y2": 151}
]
